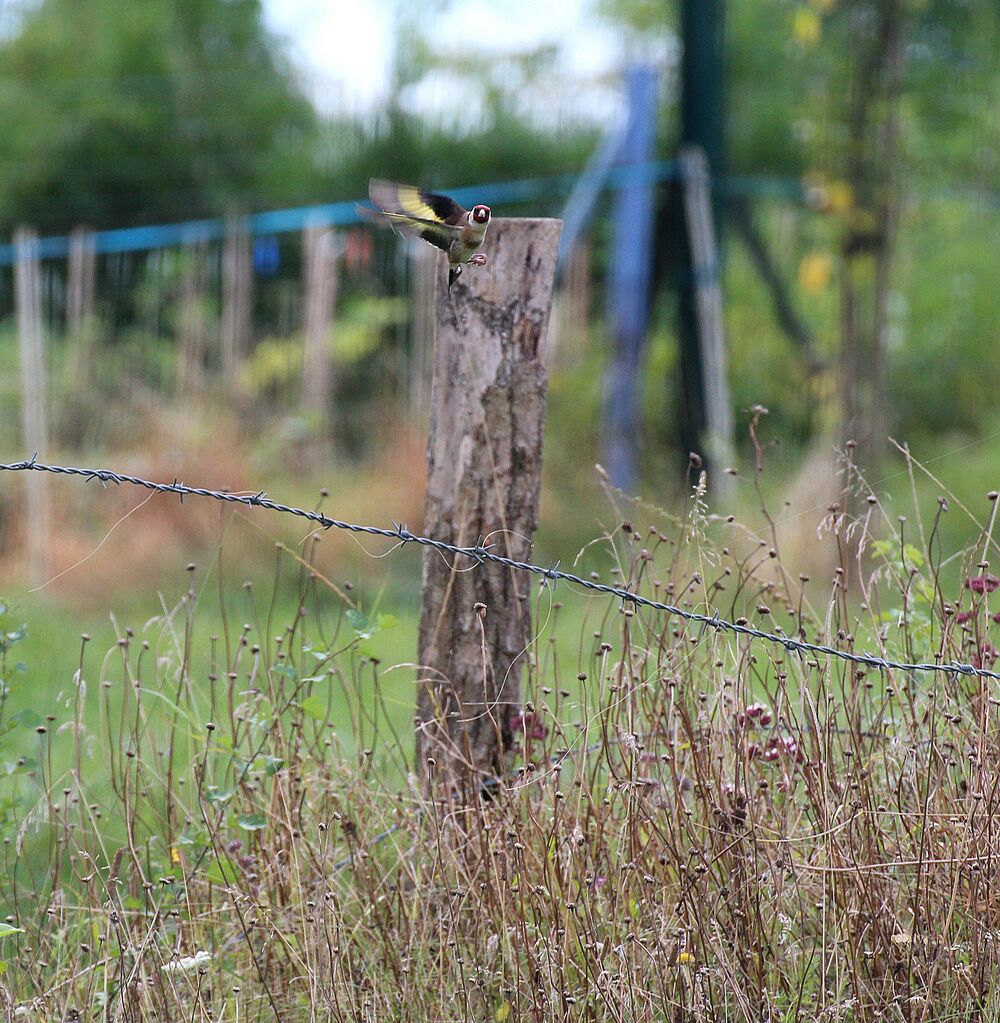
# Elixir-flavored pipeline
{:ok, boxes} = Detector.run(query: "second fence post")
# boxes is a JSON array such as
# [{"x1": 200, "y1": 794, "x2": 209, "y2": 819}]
[
  {"x1": 14, "y1": 227, "x2": 50, "y2": 589},
  {"x1": 417, "y1": 217, "x2": 562, "y2": 796}
]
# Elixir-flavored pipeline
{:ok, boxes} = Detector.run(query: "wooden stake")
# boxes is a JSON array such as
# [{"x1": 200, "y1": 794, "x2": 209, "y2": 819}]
[
  {"x1": 300, "y1": 223, "x2": 338, "y2": 422},
  {"x1": 220, "y1": 216, "x2": 253, "y2": 385},
  {"x1": 177, "y1": 240, "x2": 210, "y2": 392},
  {"x1": 14, "y1": 228, "x2": 51, "y2": 588},
  {"x1": 66, "y1": 227, "x2": 96, "y2": 341},
  {"x1": 409, "y1": 242, "x2": 436, "y2": 417},
  {"x1": 416, "y1": 218, "x2": 562, "y2": 795}
]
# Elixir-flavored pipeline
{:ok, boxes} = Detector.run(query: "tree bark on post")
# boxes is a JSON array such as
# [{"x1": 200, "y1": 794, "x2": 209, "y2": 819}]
[{"x1": 416, "y1": 217, "x2": 562, "y2": 796}]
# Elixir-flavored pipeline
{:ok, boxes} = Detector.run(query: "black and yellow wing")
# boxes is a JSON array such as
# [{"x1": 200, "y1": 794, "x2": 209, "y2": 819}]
[{"x1": 359, "y1": 179, "x2": 466, "y2": 254}]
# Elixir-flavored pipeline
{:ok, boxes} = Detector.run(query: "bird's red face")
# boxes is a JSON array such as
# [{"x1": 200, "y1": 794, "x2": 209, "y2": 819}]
[{"x1": 471, "y1": 205, "x2": 491, "y2": 225}]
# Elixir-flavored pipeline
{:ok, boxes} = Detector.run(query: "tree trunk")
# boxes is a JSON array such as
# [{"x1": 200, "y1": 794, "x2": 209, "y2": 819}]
[
  {"x1": 840, "y1": 0, "x2": 907, "y2": 471},
  {"x1": 416, "y1": 218, "x2": 562, "y2": 796}
]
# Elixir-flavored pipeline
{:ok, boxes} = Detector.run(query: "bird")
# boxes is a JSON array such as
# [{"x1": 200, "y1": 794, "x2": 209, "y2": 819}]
[{"x1": 357, "y1": 179, "x2": 492, "y2": 290}]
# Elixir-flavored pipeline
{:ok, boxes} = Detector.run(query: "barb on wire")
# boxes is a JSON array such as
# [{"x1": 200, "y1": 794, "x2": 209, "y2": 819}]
[{"x1": 1, "y1": 457, "x2": 997, "y2": 680}]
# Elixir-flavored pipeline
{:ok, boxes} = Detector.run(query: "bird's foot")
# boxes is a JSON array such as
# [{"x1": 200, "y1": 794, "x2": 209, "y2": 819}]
[{"x1": 468, "y1": 252, "x2": 488, "y2": 267}]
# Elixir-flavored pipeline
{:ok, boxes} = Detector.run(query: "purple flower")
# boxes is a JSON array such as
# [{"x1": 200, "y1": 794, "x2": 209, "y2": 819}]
[
  {"x1": 738, "y1": 703, "x2": 773, "y2": 728},
  {"x1": 956, "y1": 610, "x2": 976, "y2": 624},
  {"x1": 967, "y1": 574, "x2": 1000, "y2": 595},
  {"x1": 973, "y1": 642, "x2": 997, "y2": 670},
  {"x1": 510, "y1": 712, "x2": 548, "y2": 741}
]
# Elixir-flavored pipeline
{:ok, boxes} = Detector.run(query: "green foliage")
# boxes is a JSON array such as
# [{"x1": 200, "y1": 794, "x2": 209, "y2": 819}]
[
  {"x1": 242, "y1": 296, "x2": 411, "y2": 402},
  {"x1": 0, "y1": 0, "x2": 322, "y2": 232}
]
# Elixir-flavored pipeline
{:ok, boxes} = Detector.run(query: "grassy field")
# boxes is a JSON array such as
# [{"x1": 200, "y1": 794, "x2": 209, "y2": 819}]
[{"x1": 2, "y1": 433, "x2": 1000, "y2": 1020}]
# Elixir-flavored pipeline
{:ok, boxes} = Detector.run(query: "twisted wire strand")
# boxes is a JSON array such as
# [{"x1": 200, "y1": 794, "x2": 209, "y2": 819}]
[{"x1": 2, "y1": 457, "x2": 996, "y2": 681}]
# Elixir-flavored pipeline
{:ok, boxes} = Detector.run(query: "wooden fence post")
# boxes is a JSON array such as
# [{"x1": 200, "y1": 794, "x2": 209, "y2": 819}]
[
  {"x1": 66, "y1": 226, "x2": 96, "y2": 341},
  {"x1": 416, "y1": 218, "x2": 562, "y2": 796},
  {"x1": 177, "y1": 239, "x2": 210, "y2": 392},
  {"x1": 14, "y1": 227, "x2": 51, "y2": 587},
  {"x1": 680, "y1": 144, "x2": 734, "y2": 498},
  {"x1": 300, "y1": 222, "x2": 338, "y2": 426},
  {"x1": 220, "y1": 216, "x2": 253, "y2": 386},
  {"x1": 409, "y1": 242, "x2": 436, "y2": 417}
]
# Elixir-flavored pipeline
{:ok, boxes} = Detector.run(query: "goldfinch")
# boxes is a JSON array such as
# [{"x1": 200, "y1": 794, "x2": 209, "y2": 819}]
[{"x1": 358, "y1": 179, "x2": 492, "y2": 289}]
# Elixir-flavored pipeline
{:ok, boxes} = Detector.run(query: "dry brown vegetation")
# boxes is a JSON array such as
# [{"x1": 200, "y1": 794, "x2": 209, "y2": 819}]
[{"x1": 2, "y1": 448, "x2": 1000, "y2": 1022}]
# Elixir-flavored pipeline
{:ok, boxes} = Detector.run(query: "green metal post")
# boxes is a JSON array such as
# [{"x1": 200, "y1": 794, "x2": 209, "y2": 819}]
[{"x1": 676, "y1": 0, "x2": 725, "y2": 465}]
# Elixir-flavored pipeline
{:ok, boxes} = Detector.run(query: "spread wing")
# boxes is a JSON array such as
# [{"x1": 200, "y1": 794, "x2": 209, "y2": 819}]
[{"x1": 359, "y1": 179, "x2": 466, "y2": 254}]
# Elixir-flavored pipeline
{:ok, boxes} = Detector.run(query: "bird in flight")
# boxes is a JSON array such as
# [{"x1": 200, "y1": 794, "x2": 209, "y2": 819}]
[{"x1": 358, "y1": 179, "x2": 492, "y2": 290}]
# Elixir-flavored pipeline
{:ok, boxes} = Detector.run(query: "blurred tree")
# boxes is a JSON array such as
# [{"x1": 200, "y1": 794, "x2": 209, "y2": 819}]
[
  {"x1": 835, "y1": 0, "x2": 907, "y2": 469},
  {"x1": 602, "y1": 0, "x2": 1000, "y2": 463},
  {"x1": 0, "y1": 0, "x2": 321, "y2": 232},
  {"x1": 328, "y1": 6, "x2": 598, "y2": 199}
]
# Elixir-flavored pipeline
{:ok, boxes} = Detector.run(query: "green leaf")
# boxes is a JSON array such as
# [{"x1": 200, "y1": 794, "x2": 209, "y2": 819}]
[
  {"x1": 346, "y1": 609, "x2": 370, "y2": 637},
  {"x1": 0, "y1": 923, "x2": 23, "y2": 938},
  {"x1": 299, "y1": 694, "x2": 328, "y2": 721},
  {"x1": 0, "y1": 961, "x2": 8, "y2": 974},
  {"x1": 204, "y1": 857, "x2": 239, "y2": 886},
  {"x1": 376, "y1": 613, "x2": 398, "y2": 631},
  {"x1": 205, "y1": 787, "x2": 236, "y2": 805},
  {"x1": 10, "y1": 709, "x2": 41, "y2": 730},
  {"x1": 270, "y1": 664, "x2": 297, "y2": 681},
  {"x1": 236, "y1": 813, "x2": 268, "y2": 831},
  {"x1": 261, "y1": 755, "x2": 285, "y2": 777},
  {"x1": 902, "y1": 544, "x2": 924, "y2": 569}
]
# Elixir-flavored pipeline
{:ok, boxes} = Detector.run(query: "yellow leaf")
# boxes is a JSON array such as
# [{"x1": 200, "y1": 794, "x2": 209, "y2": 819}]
[
  {"x1": 827, "y1": 180, "x2": 854, "y2": 215},
  {"x1": 677, "y1": 951, "x2": 696, "y2": 965},
  {"x1": 798, "y1": 252, "x2": 833, "y2": 294},
  {"x1": 170, "y1": 846, "x2": 181, "y2": 864},
  {"x1": 495, "y1": 1000, "x2": 512, "y2": 1022},
  {"x1": 792, "y1": 8, "x2": 821, "y2": 46}
]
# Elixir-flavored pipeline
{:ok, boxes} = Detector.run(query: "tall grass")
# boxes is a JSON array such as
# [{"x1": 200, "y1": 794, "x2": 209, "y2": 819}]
[{"x1": 1, "y1": 445, "x2": 999, "y2": 1022}]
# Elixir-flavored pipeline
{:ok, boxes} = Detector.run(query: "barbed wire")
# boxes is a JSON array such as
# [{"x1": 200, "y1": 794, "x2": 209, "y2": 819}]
[{"x1": 2, "y1": 456, "x2": 998, "y2": 681}]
